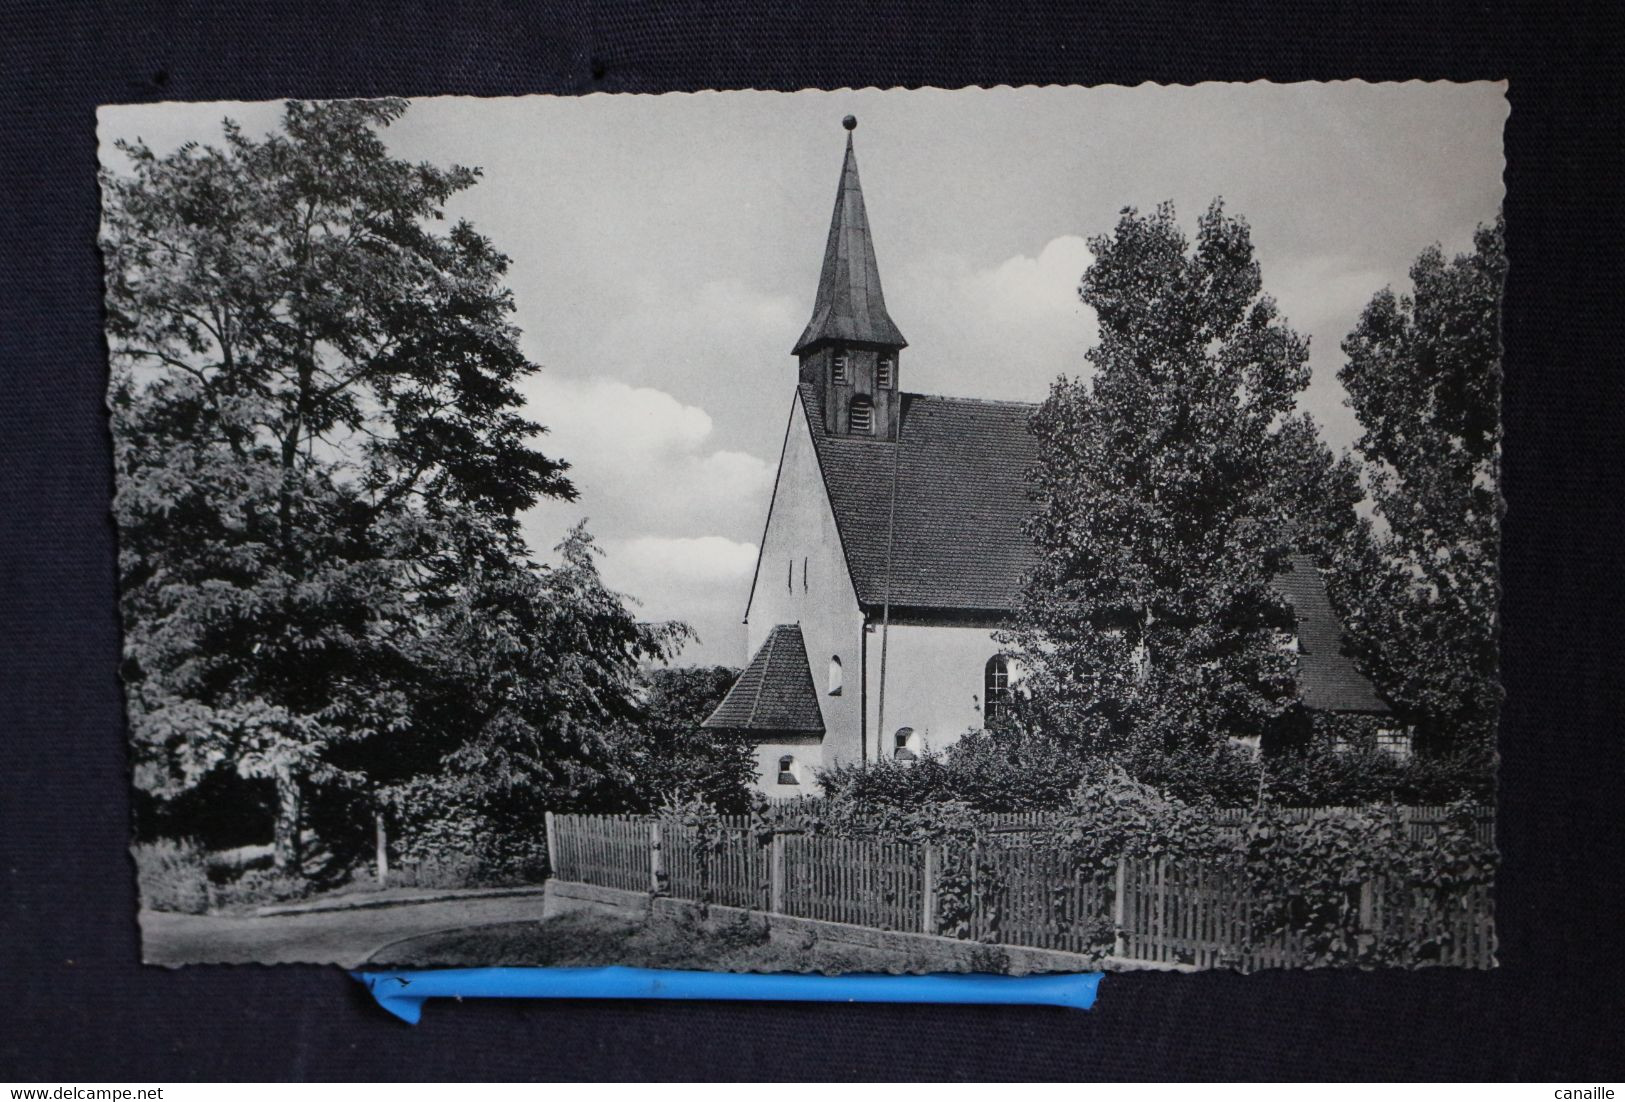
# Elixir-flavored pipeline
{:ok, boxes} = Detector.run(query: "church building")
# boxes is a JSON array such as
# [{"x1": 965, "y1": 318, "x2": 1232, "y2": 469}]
[{"x1": 701, "y1": 118, "x2": 1388, "y2": 796}]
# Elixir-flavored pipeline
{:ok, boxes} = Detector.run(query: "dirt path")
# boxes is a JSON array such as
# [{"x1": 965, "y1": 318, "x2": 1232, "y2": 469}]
[{"x1": 140, "y1": 891, "x2": 551, "y2": 967}]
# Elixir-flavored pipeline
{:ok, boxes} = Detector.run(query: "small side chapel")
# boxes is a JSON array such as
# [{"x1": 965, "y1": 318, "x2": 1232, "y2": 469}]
[{"x1": 702, "y1": 118, "x2": 1387, "y2": 796}]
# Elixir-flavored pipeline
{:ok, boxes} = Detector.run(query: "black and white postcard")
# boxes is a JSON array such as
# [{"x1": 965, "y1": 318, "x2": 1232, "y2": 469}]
[{"x1": 101, "y1": 84, "x2": 1505, "y2": 972}]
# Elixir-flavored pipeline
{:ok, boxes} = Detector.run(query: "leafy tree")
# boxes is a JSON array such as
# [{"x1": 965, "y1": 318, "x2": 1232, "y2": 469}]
[
  {"x1": 622, "y1": 665, "x2": 757, "y2": 811},
  {"x1": 1011, "y1": 200, "x2": 1349, "y2": 761},
  {"x1": 1334, "y1": 218, "x2": 1504, "y2": 755},
  {"x1": 102, "y1": 100, "x2": 676, "y2": 873}
]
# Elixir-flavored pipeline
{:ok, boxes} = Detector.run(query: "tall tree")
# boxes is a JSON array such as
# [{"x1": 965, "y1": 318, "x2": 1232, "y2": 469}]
[
  {"x1": 1335, "y1": 217, "x2": 1504, "y2": 754},
  {"x1": 1012, "y1": 200, "x2": 1348, "y2": 761},
  {"x1": 102, "y1": 100, "x2": 668, "y2": 871}
]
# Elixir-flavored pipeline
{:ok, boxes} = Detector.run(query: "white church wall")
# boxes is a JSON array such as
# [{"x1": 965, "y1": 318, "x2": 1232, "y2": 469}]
[
  {"x1": 745, "y1": 394, "x2": 867, "y2": 789},
  {"x1": 749, "y1": 733, "x2": 825, "y2": 797},
  {"x1": 863, "y1": 621, "x2": 1006, "y2": 761}
]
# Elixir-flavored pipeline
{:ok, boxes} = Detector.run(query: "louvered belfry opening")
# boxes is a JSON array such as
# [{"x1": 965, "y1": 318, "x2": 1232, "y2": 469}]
[{"x1": 849, "y1": 396, "x2": 874, "y2": 434}]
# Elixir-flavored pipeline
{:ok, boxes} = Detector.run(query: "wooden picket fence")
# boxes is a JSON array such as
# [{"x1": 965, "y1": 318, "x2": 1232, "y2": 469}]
[
  {"x1": 660, "y1": 820, "x2": 767, "y2": 910},
  {"x1": 779, "y1": 835, "x2": 925, "y2": 930},
  {"x1": 544, "y1": 810, "x2": 1495, "y2": 969},
  {"x1": 546, "y1": 813, "x2": 653, "y2": 893}
]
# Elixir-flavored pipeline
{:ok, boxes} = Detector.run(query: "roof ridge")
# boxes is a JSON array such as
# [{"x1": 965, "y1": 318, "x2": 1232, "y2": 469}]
[
  {"x1": 744, "y1": 626, "x2": 780, "y2": 728},
  {"x1": 901, "y1": 390, "x2": 1041, "y2": 410}
]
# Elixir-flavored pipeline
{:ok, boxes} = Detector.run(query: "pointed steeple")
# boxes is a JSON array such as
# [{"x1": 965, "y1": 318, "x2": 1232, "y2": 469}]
[{"x1": 792, "y1": 118, "x2": 907, "y2": 356}]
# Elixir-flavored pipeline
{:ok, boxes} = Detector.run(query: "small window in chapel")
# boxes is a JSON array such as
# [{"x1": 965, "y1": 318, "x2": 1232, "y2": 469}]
[
  {"x1": 777, "y1": 755, "x2": 799, "y2": 785},
  {"x1": 893, "y1": 727, "x2": 917, "y2": 762}
]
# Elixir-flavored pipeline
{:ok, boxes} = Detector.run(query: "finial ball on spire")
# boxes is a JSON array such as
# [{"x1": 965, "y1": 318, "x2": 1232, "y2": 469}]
[{"x1": 842, "y1": 115, "x2": 857, "y2": 131}]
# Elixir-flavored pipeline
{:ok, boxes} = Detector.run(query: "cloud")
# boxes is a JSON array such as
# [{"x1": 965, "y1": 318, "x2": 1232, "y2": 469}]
[
  {"x1": 890, "y1": 236, "x2": 1099, "y2": 401},
  {"x1": 598, "y1": 536, "x2": 759, "y2": 668},
  {"x1": 609, "y1": 535, "x2": 759, "y2": 587},
  {"x1": 516, "y1": 377, "x2": 772, "y2": 665},
  {"x1": 521, "y1": 374, "x2": 775, "y2": 544},
  {"x1": 961, "y1": 235, "x2": 1098, "y2": 321}
]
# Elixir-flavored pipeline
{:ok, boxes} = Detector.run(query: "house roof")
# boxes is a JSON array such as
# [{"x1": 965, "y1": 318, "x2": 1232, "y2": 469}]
[
  {"x1": 700, "y1": 624, "x2": 826, "y2": 734},
  {"x1": 791, "y1": 131, "x2": 907, "y2": 355},
  {"x1": 798, "y1": 385, "x2": 1386, "y2": 713},
  {"x1": 1272, "y1": 554, "x2": 1390, "y2": 714},
  {"x1": 801, "y1": 383, "x2": 1041, "y2": 614}
]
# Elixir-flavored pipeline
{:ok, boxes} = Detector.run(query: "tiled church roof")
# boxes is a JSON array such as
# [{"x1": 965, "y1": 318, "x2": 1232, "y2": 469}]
[
  {"x1": 800, "y1": 383, "x2": 1386, "y2": 713},
  {"x1": 700, "y1": 624, "x2": 826, "y2": 733},
  {"x1": 801, "y1": 384, "x2": 1040, "y2": 614}
]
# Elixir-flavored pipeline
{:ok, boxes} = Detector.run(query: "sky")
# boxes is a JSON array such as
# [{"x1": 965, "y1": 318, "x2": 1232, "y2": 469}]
[{"x1": 99, "y1": 83, "x2": 1507, "y2": 667}]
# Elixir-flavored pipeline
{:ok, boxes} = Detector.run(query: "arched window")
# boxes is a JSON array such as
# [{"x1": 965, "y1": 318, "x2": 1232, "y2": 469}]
[
  {"x1": 849, "y1": 396, "x2": 874, "y2": 434},
  {"x1": 984, "y1": 655, "x2": 1013, "y2": 725},
  {"x1": 893, "y1": 727, "x2": 917, "y2": 762},
  {"x1": 828, "y1": 655, "x2": 843, "y2": 696},
  {"x1": 777, "y1": 755, "x2": 799, "y2": 785}
]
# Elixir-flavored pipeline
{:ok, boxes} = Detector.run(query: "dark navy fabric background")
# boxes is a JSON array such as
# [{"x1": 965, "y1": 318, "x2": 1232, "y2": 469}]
[{"x1": 2, "y1": 0, "x2": 1621, "y2": 1081}]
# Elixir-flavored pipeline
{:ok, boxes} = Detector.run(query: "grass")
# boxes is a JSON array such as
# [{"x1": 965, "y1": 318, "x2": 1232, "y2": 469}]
[{"x1": 365, "y1": 908, "x2": 946, "y2": 973}]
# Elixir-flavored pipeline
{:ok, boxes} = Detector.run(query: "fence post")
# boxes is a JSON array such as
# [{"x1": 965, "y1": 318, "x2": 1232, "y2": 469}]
[
  {"x1": 649, "y1": 819, "x2": 664, "y2": 895},
  {"x1": 544, "y1": 811, "x2": 558, "y2": 879},
  {"x1": 374, "y1": 809, "x2": 389, "y2": 890},
  {"x1": 769, "y1": 832, "x2": 786, "y2": 914},
  {"x1": 1112, "y1": 859, "x2": 1128, "y2": 959},
  {"x1": 921, "y1": 844, "x2": 938, "y2": 934}
]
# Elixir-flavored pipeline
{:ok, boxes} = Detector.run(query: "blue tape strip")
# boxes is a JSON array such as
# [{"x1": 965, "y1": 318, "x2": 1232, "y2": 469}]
[{"x1": 352, "y1": 966, "x2": 1102, "y2": 1023}]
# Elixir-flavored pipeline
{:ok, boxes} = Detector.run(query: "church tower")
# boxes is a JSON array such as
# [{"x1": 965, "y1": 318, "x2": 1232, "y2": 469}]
[{"x1": 792, "y1": 116, "x2": 907, "y2": 442}]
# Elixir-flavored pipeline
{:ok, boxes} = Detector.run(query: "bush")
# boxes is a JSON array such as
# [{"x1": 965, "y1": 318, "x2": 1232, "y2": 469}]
[
  {"x1": 390, "y1": 850, "x2": 485, "y2": 891},
  {"x1": 821, "y1": 722, "x2": 1492, "y2": 814},
  {"x1": 385, "y1": 775, "x2": 550, "y2": 888},
  {"x1": 1262, "y1": 746, "x2": 1495, "y2": 808},
  {"x1": 817, "y1": 727, "x2": 1087, "y2": 812},
  {"x1": 133, "y1": 838, "x2": 211, "y2": 914},
  {"x1": 1241, "y1": 798, "x2": 1496, "y2": 966},
  {"x1": 206, "y1": 867, "x2": 310, "y2": 911}
]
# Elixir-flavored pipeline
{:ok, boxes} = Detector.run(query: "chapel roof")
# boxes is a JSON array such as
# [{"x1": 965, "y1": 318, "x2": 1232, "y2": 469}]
[
  {"x1": 791, "y1": 128, "x2": 907, "y2": 356},
  {"x1": 1273, "y1": 554, "x2": 1390, "y2": 714},
  {"x1": 700, "y1": 624, "x2": 826, "y2": 734}
]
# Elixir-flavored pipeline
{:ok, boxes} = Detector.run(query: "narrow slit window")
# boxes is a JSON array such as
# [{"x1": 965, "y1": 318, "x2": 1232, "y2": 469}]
[
  {"x1": 828, "y1": 655, "x2": 843, "y2": 696},
  {"x1": 803, "y1": 556, "x2": 808, "y2": 593},
  {"x1": 877, "y1": 356, "x2": 894, "y2": 389},
  {"x1": 832, "y1": 351, "x2": 849, "y2": 384}
]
